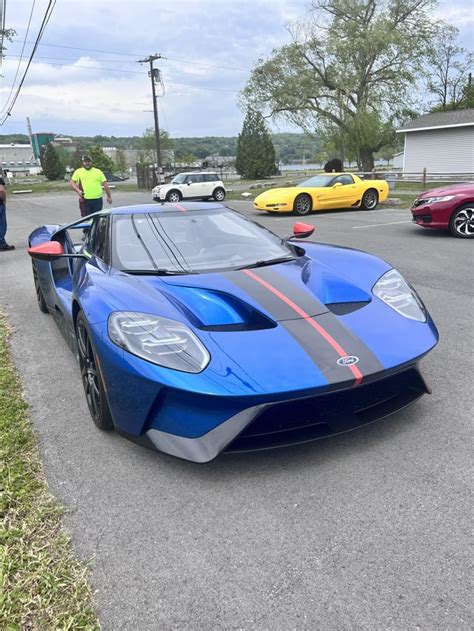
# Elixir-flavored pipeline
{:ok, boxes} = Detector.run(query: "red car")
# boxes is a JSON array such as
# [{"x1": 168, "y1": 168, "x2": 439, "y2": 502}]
[{"x1": 411, "y1": 183, "x2": 474, "y2": 238}]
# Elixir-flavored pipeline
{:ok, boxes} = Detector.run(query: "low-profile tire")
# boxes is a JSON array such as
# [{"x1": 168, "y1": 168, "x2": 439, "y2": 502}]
[
  {"x1": 213, "y1": 187, "x2": 226, "y2": 202},
  {"x1": 32, "y1": 266, "x2": 48, "y2": 313},
  {"x1": 76, "y1": 312, "x2": 114, "y2": 431},
  {"x1": 361, "y1": 189, "x2": 379, "y2": 210},
  {"x1": 293, "y1": 193, "x2": 312, "y2": 216},
  {"x1": 166, "y1": 190, "x2": 182, "y2": 203},
  {"x1": 449, "y1": 204, "x2": 474, "y2": 238}
]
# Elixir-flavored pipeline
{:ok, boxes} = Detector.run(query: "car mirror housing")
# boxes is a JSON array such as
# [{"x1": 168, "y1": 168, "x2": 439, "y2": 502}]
[
  {"x1": 290, "y1": 222, "x2": 315, "y2": 239},
  {"x1": 333, "y1": 182, "x2": 342, "y2": 188},
  {"x1": 28, "y1": 241, "x2": 86, "y2": 261}
]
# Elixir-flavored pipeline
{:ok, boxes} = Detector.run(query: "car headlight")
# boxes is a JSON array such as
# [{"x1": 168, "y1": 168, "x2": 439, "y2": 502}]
[
  {"x1": 373, "y1": 270, "x2": 426, "y2": 322},
  {"x1": 108, "y1": 312, "x2": 210, "y2": 373},
  {"x1": 420, "y1": 195, "x2": 455, "y2": 204}
]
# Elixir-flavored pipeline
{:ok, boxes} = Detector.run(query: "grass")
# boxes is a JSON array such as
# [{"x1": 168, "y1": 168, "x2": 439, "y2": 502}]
[{"x1": 0, "y1": 312, "x2": 99, "y2": 630}]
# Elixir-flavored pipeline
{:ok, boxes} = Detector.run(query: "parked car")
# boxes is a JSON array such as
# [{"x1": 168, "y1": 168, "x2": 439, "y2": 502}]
[
  {"x1": 27, "y1": 202, "x2": 438, "y2": 463},
  {"x1": 152, "y1": 172, "x2": 226, "y2": 203},
  {"x1": 411, "y1": 183, "x2": 474, "y2": 238},
  {"x1": 254, "y1": 173, "x2": 389, "y2": 215}
]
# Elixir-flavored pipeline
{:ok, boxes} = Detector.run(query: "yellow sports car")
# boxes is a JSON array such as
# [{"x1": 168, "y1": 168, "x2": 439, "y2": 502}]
[{"x1": 253, "y1": 173, "x2": 389, "y2": 215}]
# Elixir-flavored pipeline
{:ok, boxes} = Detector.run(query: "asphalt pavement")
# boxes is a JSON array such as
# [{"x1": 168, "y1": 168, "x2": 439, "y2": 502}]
[{"x1": 1, "y1": 191, "x2": 472, "y2": 629}]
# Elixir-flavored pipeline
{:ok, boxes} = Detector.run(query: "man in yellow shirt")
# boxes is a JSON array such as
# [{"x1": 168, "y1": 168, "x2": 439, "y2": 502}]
[{"x1": 70, "y1": 155, "x2": 112, "y2": 215}]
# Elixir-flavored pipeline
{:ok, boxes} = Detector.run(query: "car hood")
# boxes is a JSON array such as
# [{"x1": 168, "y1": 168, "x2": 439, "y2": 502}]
[
  {"x1": 417, "y1": 183, "x2": 474, "y2": 198},
  {"x1": 112, "y1": 253, "x2": 380, "y2": 329}
]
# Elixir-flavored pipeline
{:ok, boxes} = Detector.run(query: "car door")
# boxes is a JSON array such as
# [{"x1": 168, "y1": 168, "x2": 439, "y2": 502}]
[
  {"x1": 183, "y1": 174, "x2": 206, "y2": 199},
  {"x1": 319, "y1": 174, "x2": 359, "y2": 209}
]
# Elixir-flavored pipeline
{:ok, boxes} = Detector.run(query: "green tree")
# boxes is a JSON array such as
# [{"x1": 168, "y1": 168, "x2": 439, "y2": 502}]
[
  {"x1": 177, "y1": 153, "x2": 198, "y2": 166},
  {"x1": 40, "y1": 144, "x2": 65, "y2": 181},
  {"x1": 235, "y1": 110, "x2": 277, "y2": 179},
  {"x1": 427, "y1": 25, "x2": 473, "y2": 111},
  {"x1": 114, "y1": 149, "x2": 128, "y2": 176},
  {"x1": 87, "y1": 146, "x2": 115, "y2": 173},
  {"x1": 242, "y1": 0, "x2": 443, "y2": 171},
  {"x1": 138, "y1": 128, "x2": 174, "y2": 164}
]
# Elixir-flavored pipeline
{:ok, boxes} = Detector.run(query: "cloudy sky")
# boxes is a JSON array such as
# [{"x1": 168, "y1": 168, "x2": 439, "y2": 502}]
[{"x1": 1, "y1": 0, "x2": 473, "y2": 139}]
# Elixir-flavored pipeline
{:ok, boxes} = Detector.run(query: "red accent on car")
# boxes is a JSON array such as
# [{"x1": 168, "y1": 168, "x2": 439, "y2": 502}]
[
  {"x1": 293, "y1": 222, "x2": 315, "y2": 237},
  {"x1": 242, "y1": 268, "x2": 363, "y2": 386},
  {"x1": 28, "y1": 241, "x2": 64, "y2": 259}
]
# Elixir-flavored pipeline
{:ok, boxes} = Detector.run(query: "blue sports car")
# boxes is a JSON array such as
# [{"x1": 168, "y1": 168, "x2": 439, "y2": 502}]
[{"x1": 28, "y1": 202, "x2": 438, "y2": 463}]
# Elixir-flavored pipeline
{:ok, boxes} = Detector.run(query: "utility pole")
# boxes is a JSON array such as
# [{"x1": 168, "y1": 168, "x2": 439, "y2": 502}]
[{"x1": 138, "y1": 54, "x2": 162, "y2": 183}]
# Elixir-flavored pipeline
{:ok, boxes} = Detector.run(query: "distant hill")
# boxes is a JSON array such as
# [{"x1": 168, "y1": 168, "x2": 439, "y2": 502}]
[{"x1": 0, "y1": 132, "x2": 322, "y2": 164}]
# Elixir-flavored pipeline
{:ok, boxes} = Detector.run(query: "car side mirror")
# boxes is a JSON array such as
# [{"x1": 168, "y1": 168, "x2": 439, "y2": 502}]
[
  {"x1": 290, "y1": 222, "x2": 315, "y2": 239},
  {"x1": 28, "y1": 241, "x2": 86, "y2": 261},
  {"x1": 333, "y1": 182, "x2": 342, "y2": 188}
]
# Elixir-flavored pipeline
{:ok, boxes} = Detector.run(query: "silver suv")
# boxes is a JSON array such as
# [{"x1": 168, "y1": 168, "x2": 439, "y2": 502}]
[{"x1": 152, "y1": 172, "x2": 226, "y2": 203}]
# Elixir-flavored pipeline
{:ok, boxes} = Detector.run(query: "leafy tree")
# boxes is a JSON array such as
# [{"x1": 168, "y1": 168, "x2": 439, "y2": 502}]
[
  {"x1": 114, "y1": 149, "x2": 128, "y2": 176},
  {"x1": 242, "y1": 0, "x2": 443, "y2": 171},
  {"x1": 87, "y1": 145, "x2": 115, "y2": 173},
  {"x1": 177, "y1": 153, "x2": 198, "y2": 166},
  {"x1": 235, "y1": 110, "x2": 277, "y2": 178},
  {"x1": 1, "y1": 28, "x2": 16, "y2": 56},
  {"x1": 40, "y1": 143, "x2": 65, "y2": 181},
  {"x1": 138, "y1": 128, "x2": 174, "y2": 165},
  {"x1": 427, "y1": 25, "x2": 473, "y2": 111}
]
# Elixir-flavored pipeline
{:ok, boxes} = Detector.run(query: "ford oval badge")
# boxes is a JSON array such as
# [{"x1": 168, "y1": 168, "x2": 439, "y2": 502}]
[{"x1": 337, "y1": 355, "x2": 360, "y2": 366}]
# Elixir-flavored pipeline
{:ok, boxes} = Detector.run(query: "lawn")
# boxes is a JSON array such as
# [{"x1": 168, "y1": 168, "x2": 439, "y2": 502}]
[{"x1": 0, "y1": 312, "x2": 99, "y2": 629}]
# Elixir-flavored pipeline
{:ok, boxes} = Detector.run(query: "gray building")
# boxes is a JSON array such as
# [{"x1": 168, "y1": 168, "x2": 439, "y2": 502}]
[{"x1": 396, "y1": 109, "x2": 474, "y2": 174}]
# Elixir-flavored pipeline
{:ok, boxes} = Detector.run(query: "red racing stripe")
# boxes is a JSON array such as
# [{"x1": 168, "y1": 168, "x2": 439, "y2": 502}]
[
  {"x1": 243, "y1": 268, "x2": 363, "y2": 385},
  {"x1": 173, "y1": 204, "x2": 187, "y2": 212}
]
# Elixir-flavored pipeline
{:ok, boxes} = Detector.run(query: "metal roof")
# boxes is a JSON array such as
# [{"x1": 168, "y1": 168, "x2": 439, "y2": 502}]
[{"x1": 397, "y1": 109, "x2": 474, "y2": 133}]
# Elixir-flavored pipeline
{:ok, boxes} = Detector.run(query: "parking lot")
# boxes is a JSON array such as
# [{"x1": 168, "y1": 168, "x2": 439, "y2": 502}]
[{"x1": 1, "y1": 191, "x2": 472, "y2": 629}]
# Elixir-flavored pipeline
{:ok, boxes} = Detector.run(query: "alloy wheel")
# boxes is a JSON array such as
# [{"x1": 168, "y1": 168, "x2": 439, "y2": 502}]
[
  {"x1": 452, "y1": 207, "x2": 474, "y2": 237},
  {"x1": 77, "y1": 320, "x2": 101, "y2": 420}
]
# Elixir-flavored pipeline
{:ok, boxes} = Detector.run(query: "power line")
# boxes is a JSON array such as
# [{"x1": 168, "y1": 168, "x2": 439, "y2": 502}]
[
  {"x1": 0, "y1": 0, "x2": 36, "y2": 116},
  {"x1": 1, "y1": 0, "x2": 56, "y2": 125},
  {"x1": 10, "y1": 39, "x2": 250, "y2": 71},
  {"x1": 2, "y1": 57, "x2": 241, "y2": 90}
]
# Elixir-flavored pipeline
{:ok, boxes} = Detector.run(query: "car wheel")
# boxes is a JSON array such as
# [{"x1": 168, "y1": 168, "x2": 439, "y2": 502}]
[
  {"x1": 361, "y1": 189, "x2": 379, "y2": 210},
  {"x1": 33, "y1": 266, "x2": 49, "y2": 313},
  {"x1": 166, "y1": 190, "x2": 182, "y2": 203},
  {"x1": 449, "y1": 204, "x2": 474, "y2": 238},
  {"x1": 213, "y1": 187, "x2": 226, "y2": 202},
  {"x1": 76, "y1": 312, "x2": 114, "y2": 431},
  {"x1": 293, "y1": 194, "x2": 312, "y2": 216}
]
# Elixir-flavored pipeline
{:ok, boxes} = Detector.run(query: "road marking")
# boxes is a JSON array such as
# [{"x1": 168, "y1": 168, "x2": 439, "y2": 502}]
[{"x1": 353, "y1": 220, "x2": 412, "y2": 230}]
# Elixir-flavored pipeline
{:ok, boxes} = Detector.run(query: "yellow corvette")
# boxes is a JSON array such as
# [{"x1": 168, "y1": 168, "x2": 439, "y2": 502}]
[{"x1": 253, "y1": 173, "x2": 389, "y2": 215}]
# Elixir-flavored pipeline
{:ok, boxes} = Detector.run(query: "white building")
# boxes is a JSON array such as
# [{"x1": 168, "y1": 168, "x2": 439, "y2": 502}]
[
  {"x1": 0, "y1": 143, "x2": 40, "y2": 173},
  {"x1": 396, "y1": 109, "x2": 474, "y2": 175}
]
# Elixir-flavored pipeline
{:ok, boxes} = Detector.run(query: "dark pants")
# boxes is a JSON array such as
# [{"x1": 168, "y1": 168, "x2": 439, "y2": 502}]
[
  {"x1": 0, "y1": 203, "x2": 7, "y2": 246},
  {"x1": 83, "y1": 197, "x2": 103, "y2": 216}
]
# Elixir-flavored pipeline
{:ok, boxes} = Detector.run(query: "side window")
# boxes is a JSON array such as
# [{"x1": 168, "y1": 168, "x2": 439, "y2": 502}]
[
  {"x1": 204, "y1": 174, "x2": 217, "y2": 182},
  {"x1": 189, "y1": 174, "x2": 204, "y2": 184},
  {"x1": 334, "y1": 175, "x2": 354, "y2": 186},
  {"x1": 86, "y1": 216, "x2": 109, "y2": 261}
]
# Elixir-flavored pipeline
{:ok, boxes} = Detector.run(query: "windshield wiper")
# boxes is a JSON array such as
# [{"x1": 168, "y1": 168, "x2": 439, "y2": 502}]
[
  {"x1": 237, "y1": 256, "x2": 296, "y2": 270},
  {"x1": 120, "y1": 269, "x2": 195, "y2": 276}
]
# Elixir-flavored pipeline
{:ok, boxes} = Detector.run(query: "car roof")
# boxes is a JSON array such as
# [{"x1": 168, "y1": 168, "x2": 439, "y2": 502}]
[
  {"x1": 109, "y1": 202, "x2": 228, "y2": 215},
  {"x1": 176, "y1": 171, "x2": 219, "y2": 176}
]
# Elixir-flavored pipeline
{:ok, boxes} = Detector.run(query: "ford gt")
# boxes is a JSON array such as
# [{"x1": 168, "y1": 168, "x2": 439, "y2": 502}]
[
  {"x1": 254, "y1": 173, "x2": 389, "y2": 215},
  {"x1": 28, "y1": 202, "x2": 438, "y2": 463}
]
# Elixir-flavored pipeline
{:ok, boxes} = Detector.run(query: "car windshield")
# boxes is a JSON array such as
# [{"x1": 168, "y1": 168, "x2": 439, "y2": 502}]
[
  {"x1": 112, "y1": 209, "x2": 295, "y2": 274},
  {"x1": 171, "y1": 174, "x2": 187, "y2": 184},
  {"x1": 297, "y1": 175, "x2": 334, "y2": 188}
]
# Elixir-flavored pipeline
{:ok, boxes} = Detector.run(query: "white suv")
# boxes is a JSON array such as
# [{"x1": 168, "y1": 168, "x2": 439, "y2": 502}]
[{"x1": 152, "y1": 172, "x2": 226, "y2": 203}]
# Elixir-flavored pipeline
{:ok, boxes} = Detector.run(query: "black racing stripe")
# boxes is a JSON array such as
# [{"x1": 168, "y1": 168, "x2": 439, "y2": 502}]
[
  {"x1": 255, "y1": 267, "x2": 329, "y2": 317},
  {"x1": 225, "y1": 268, "x2": 327, "y2": 321},
  {"x1": 284, "y1": 313, "x2": 384, "y2": 385}
]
